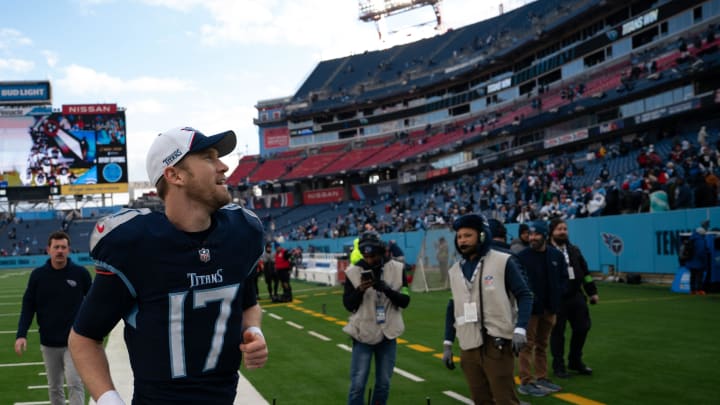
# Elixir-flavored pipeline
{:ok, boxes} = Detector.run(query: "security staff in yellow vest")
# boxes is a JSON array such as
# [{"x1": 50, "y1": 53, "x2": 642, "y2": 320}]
[
  {"x1": 343, "y1": 230, "x2": 410, "y2": 405},
  {"x1": 442, "y1": 213, "x2": 532, "y2": 405}
]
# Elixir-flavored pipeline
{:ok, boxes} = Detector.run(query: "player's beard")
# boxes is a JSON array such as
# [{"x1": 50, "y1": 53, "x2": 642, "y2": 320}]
[
  {"x1": 184, "y1": 170, "x2": 231, "y2": 210},
  {"x1": 204, "y1": 184, "x2": 231, "y2": 210}
]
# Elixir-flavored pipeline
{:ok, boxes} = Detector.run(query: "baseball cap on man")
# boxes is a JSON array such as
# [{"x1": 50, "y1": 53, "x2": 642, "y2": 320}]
[
  {"x1": 528, "y1": 220, "x2": 548, "y2": 237},
  {"x1": 146, "y1": 126, "x2": 236, "y2": 185}
]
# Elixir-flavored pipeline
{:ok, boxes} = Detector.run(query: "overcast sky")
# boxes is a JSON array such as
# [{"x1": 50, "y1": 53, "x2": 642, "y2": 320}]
[{"x1": 1, "y1": 0, "x2": 532, "y2": 183}]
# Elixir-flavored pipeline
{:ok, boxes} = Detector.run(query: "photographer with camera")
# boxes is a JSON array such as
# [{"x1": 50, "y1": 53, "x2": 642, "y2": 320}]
[
  {"x1": 442, "y1": 213, "x2": 532, "y2": 405},
  {"x1": 342, "y1": 230, "x2": 410, "y2": 405}
]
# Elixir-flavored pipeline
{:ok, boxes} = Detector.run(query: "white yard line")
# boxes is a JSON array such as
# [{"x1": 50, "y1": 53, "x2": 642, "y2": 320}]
[
  {"x1": 307, "y1": 331, "x2": 331, "y2": 341},
  {"x1": 0, "y1": 362, "x2": 44, "y2": 368},
  {"x1": 0, "y1": 329, "x2": 36, "y2": 334},
  {"x1": 443, "y1": 390, "x2": 474, "y2": 404},
  {"x1": 393, "y1": 367, "x2": 424, "y2": 382}
]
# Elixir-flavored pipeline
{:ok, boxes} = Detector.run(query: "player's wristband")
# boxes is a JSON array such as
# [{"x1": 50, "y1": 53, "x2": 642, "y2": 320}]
[
  {"x1": 97, "y1": 390, "x2": 125, "y2": 405},
  {"x1": 245, "y1": 326, "x2": 264, "y2": 338}
]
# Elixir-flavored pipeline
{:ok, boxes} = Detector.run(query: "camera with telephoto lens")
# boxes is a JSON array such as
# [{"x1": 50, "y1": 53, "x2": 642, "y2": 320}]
[{"x1": 360, "y1": 269, "x2": 374, "y2": 282}]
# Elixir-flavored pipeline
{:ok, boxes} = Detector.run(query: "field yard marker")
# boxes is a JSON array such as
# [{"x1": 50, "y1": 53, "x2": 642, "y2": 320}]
[
  {"x1": 553, "y1": 393, "x2": 606, "y2": 405},
  {"x1": 285, "y1": 300, "x2": 607, "y2": 404},
  {"x1": 512, "y1": 376, "x2": 604, "y2": 404},
  {"x1": 286, "y1": 321, "x2": 304, "y2": 329},
  {"x1": 308, "y1": 331, "x2": 331, "y2": 341},
  {"x1": 443, "y1": 390, "x2": 474, "y2": 404},
  {"x1": 0, "y1": 329, "x2": 37, "y2": 334},
  {"x1": 0, "y1": 302, "x2": 20, "y2": 305},
  {"x1": 0, "y1": 362, "x2": 44, "y2": 367},
  {"x1": 603, "y1": 296, "x2": 684, "y2": 304},
  {"x1": 14, "y1": 401, "x2": 55, "y2": 405},
  {"x1": 293, "y1": 286, "x2": 335, "y2": 294},
  {"x1": 432, "y1": 352, "x2": 459, "y2": 362},
  {"x1": 0, "y1": 270, "x2": 27, "y2": 278},
  {"x1": 393, "y1": 367, "x2": 424, "y2": 382},
  {"x1": 28, "y1": 384, "x2": 67, "y2": 389},
  {"x1": 0, "y1": 312, "x2": 20, "y2": 317},
  {"x1": 268, "y1": 313, "x2": 283, "y2": 320},
  {"x1": 406, "y1": 343, "x2": 434, "y2": 353}
]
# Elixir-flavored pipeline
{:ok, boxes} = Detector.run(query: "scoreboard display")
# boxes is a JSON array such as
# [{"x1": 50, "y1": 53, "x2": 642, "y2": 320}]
[{"x1": 0, "y1": 103, "x2": 128, "y2": 196}]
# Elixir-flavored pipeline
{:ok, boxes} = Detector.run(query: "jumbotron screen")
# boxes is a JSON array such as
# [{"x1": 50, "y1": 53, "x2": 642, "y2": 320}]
[{"x1": 0, "y1": 104, "x2": 128, "y2": 195}]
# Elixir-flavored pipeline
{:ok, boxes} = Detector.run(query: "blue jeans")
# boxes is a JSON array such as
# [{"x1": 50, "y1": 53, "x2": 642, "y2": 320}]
[{"x1": 348, "y1": 338, "x2": 397, "y2": 405}]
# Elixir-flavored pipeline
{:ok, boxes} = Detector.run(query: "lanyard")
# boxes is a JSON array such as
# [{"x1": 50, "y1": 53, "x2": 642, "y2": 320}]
[
  {"x1": 463, "y1": 258, "x2": 485, "y2": 334},
  {"x1": 553, "y1": 242, "x2": 571, "y2": 265},
  {"x1": 463, "y1": 258, "x2": 484, "y2": 294}
]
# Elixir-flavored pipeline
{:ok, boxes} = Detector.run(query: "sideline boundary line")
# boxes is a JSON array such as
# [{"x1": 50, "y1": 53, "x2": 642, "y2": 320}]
[{"x1": 275, "y1": 291, "x2": 607, "y2": 405}]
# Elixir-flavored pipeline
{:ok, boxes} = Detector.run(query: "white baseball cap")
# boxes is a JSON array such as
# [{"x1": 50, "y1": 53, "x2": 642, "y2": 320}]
[{"x1": 146, "y1": 126, "x2": 236, "y2": 185}]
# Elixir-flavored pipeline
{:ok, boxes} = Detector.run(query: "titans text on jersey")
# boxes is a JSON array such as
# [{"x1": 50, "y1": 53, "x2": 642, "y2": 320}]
[{"x1": 188, "y1": 269, "x2": 225, "y2": 288}]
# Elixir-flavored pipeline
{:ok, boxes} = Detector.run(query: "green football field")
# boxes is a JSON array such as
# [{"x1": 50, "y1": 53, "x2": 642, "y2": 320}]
[{"x1": 1, "y1": 269, "x2": 719, "y2": 404}]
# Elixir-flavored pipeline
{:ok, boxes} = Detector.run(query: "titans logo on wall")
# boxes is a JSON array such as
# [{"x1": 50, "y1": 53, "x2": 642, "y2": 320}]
[{"x1": 601, "y1": 233, "x2": 624, "y2": 256}]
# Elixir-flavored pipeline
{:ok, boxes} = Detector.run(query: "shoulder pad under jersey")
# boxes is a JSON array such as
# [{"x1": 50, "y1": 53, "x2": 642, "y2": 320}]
[
  {"x1": 90, "y1": 208, "x2": 152, "y2": 252},
  {"x1": 221, "y1": 204, "x2": 263, "y2": 233}
]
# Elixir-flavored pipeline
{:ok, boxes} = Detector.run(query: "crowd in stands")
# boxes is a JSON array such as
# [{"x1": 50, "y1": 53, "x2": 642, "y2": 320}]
[
  {"x1": 267, "y1": 126, "x2": 719, "y2": 242},
  {"x1": 1, "y1": 215, "x2": 42, "y2": 256},
  {"x1": 0, "y1": 211, "x2": 90, "y2": 256},
  {"x1": 3, "y1": 126, "x2": 717, "y2": 249}
]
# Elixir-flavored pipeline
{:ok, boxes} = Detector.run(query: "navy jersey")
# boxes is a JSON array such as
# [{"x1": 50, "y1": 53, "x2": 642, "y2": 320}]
[{"x1": 73, "y1": 205, "x2": 263, "y2": 393}]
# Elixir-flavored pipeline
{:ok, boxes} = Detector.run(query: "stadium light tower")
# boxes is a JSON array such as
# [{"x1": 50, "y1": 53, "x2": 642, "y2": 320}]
[{"x1": 358, "y1": 0, "x2": 444, "y2": 40}]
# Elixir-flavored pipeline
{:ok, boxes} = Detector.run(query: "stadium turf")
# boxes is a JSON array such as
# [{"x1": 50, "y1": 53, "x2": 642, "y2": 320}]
[{"x1": 1, "y1": 271, "x2": 718, "y2": 404}]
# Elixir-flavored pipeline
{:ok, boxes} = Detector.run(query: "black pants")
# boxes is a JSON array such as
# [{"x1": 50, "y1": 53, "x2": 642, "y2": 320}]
[
  {"x1": 689, "y1": 267, "x2": 706, "y2": 292},
  {"x1": 551, "y1": 292, "x2": 591, "y2": 370},
  {"x1": 263, "y1": 268, "x2": 278, "y2": 297},
  {"x1": 276, "y1": 269, "x2": 292, "y2": 301}
]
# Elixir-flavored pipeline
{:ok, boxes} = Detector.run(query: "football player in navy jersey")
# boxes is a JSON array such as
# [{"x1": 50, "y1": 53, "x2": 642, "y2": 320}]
[{"x1": 69, "y1": 127, "x2": 268, "y2": 405}]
